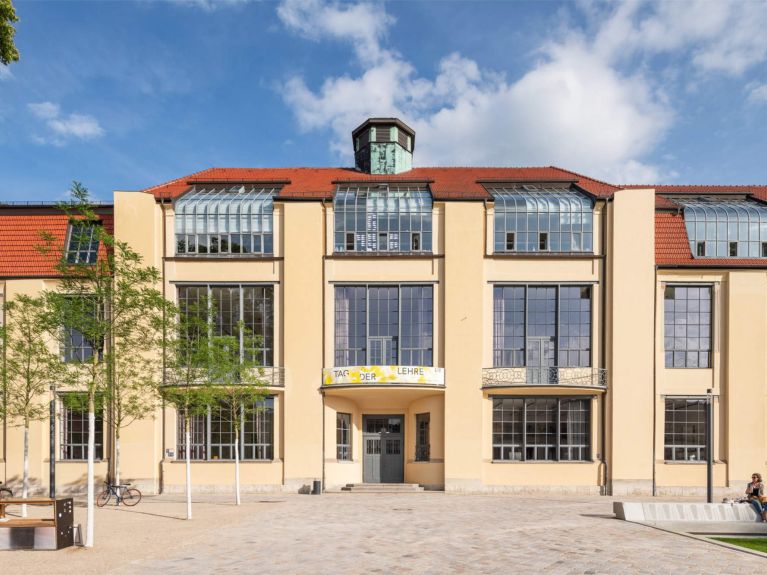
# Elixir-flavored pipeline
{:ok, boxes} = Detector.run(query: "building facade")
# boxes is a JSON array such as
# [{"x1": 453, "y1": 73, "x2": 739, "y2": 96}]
[{"x1": 1, "y1": 118, "x2": 766, "y2": 496}]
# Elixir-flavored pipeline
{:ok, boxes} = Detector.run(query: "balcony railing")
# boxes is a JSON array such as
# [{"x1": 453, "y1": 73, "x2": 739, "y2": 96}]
[
  {"x1": 163, "y1": 366, "x2": 285, "y2": 388},
  {"x1": 482, "y1": 366, "x2": 607, "y2": 389}
]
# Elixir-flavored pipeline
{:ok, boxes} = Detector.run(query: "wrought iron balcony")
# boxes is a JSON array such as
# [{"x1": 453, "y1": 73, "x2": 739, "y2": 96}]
[
  {"x1": 162, "y1": 366, "x2": 285, "y2": 388},
  {"x1": 482, "y1": 366, "x2": 607, "y2": 389}
]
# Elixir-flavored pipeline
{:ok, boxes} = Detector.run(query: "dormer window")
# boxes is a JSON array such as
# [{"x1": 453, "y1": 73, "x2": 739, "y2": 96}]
[
  {"x1": 678, "y1": 197, "x2": 767, "y2": 258},
  {"x1": 174, "y1": 185, "x2": 279, "y2": 257},
  {"x1": 489, "y1": 185, "x2": 594, "y2": 254},
  {"x1": 66, "y1": 221, "x2": 100, "y2": 264},
  {"x1": 333, "y1": 183, "x2": 432, "y2": 253}
]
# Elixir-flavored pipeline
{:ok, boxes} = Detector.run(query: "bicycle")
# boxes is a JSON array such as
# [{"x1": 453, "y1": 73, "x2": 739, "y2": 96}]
[
  {"x1": 0, "y1": 482, "x2": 12, "y2": 499},
  {"x1": 96, "y1": 482, "x2": 142, "y2": 507}
]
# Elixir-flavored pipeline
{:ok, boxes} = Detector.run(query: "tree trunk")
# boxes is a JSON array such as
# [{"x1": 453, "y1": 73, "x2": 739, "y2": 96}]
[
  {"x1": 85, "y1": 393, "x2": 95, "y2": 548},
  {"x1": 185, "y1": 410, "x2": 192, "y2": 520},
  {"x1": 234, "y1": 434, "x2": 241, "y2": 506},
  {"x1": 115, "y1": 431, "x2": 121, "y2": 488},
  {"x1": 22, "y1": 421, "x2": 29, "y2": 518}
]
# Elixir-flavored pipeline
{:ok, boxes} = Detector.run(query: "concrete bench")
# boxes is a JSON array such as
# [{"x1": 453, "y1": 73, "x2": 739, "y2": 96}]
[{"x1": 614, "y1": 501, "x2": 767, "y2": 535}]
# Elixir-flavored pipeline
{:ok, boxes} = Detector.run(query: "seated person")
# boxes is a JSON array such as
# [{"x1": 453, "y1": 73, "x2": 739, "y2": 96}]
[{"x1": 746, "y1": 472, "x2": 767, "y2": 522}]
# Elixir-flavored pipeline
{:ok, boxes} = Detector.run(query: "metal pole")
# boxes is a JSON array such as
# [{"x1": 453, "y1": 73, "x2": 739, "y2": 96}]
[
  {"x1": 49, "y1": 390, "x2": 56, "y2": 499},
  {"x1": 706, "y1": 389, "x2": 713, "y2": 504}
]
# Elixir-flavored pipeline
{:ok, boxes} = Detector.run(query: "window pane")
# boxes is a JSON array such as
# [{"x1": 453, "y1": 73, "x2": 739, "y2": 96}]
[
  {"x1": 333, "y1": 184, "x2": 432, "y2": 253},
  {"x1": 664, "y1": 399, "x2": 707, "y2": 461},
  {"x1": 663, "y1": 286, "x2": 712, "y2": 368}
]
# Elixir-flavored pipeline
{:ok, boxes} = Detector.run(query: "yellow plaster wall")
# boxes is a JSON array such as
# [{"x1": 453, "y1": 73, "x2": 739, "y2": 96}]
[
  {"x1": 443, "y1": 202, "x2": 485, "y2": 490},
  {"x1": 607, "y1": 188, "x2": 656, "y2": 494}
]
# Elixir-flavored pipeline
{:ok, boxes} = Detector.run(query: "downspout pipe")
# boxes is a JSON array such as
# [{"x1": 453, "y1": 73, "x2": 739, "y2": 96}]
[
  {"x1": 600, "y1": 199, "x2": 608, "y2": 495},
  {"x1": 652, "y1": 266, "x2": 658, "y2": 497},
  {"x1": 321, "y1": 198, "x2": 327, "y2": 492},
  {"x1": 159, "y1": 195, "x2": 169, "y2": 495}
]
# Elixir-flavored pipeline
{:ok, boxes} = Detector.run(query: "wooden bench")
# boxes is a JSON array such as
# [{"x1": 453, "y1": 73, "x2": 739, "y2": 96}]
[{"x1": 0, "y1": 497, "x2": 74, "y2": 550}]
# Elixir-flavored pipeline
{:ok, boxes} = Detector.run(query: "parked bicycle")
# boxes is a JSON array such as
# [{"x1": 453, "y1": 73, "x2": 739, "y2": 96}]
[
  {"x1": 96, "y1": 482, "x2": 142, "y2": 507},
  {"x1": 0, "y1": 482, "x2": 13, "y2": 499}
]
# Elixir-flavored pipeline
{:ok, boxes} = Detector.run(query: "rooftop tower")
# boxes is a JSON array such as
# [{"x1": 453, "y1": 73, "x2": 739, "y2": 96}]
[{"x1": 352, "y1": 118, "x2": 415, "y2": 175}]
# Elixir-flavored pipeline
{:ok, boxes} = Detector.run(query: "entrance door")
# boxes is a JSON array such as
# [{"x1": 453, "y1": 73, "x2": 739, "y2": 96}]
[
  {"x1": 363, "y1": 415, "x2": 404, "y2": 483},
  {"x1": 526, "y1": 337, "x2": 557, "y2": 384}
]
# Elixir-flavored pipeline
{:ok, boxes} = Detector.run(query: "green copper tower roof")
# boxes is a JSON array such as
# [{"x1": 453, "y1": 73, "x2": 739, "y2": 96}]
[{"x1": 352, "y1": 118, "x2": 416, "y2": 175}]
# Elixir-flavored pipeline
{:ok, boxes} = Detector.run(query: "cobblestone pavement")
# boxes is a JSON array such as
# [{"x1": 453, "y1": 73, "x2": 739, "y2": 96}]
[{"x1": 110, "y1": 493, "x2": 765, "y2": 574}]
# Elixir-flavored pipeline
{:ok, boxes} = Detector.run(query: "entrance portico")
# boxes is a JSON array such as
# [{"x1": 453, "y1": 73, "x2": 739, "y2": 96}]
[{"x1": 321, "y1": 367, "x2": 445, "y2": 489}]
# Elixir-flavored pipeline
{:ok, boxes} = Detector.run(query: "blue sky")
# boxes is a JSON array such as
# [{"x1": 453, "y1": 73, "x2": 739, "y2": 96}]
[{"x1": 1, "y1": 0, "x2": 767, "y2": 202}]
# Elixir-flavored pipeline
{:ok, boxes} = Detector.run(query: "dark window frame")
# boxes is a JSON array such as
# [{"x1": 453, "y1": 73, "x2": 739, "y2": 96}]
[
  {"x1": 492, "y1": 396, "x2": 591, "y2": 462},
  {"x1": 663, "y1": 285, "x2": 712, "y2": 369},
  {"x1": 415, "y1": 413, "x2": 430, "y2": 462},
  {"x1": 336, "y1": 412, "x2": 352, "y2": 461},
  {"x1": 176, "y1": 397, "x2": 275, "y2": 461},
  {"x1": 664, "y1": 398, "x2": 707, "y2": 462},
  {"x1": 493, "y1": 285, "x2": 592, "y2": 368},
  {"x1": 65, "y1": 221, "x2": 101, "y2": 265},
  {"x1": 59, "y1": 393, "x2": 104, "y2": 461}
]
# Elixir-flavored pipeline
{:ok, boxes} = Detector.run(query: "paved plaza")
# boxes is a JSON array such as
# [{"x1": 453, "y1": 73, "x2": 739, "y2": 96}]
[{"x1": 1, "y1": 492, "x2": 765, "y2": 573}]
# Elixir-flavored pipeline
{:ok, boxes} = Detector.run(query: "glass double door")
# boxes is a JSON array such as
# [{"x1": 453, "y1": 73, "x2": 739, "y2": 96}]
[
  {"x1": 526, "y1": 337, "x2": 558, "y2": 384},
  {"x1": 362, "y1": 415, "x2": 404, "y2": 483}
]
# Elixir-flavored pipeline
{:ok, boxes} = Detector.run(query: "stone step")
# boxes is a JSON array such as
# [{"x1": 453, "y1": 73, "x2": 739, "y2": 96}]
[{"x1": 340, "y1": 483, "x2": 425, "y2": 493}]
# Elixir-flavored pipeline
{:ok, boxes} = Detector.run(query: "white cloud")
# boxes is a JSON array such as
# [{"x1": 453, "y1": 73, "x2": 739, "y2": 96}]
[
  {"x1": 278, "y1": 0, "x2": 395, "y2": 64},
  {"x1": 169, "y1": 0, "x2": 252, "y2": 11},
  {"x1": 592, "y1": 0, "x2": 767, "y2": 76},
  {"x1": 748, "y1": 83, "x2": 767, "y2": 104},
  {"x1": 27, "y1": 101, "x2": 105, "y2": 145},
  {"x1": 277, "y1": 1, "x2": 767, "y2": 184},
  {"x1": 0, "y1": 65, "x2": 11, "y2": 81},
  {"x1": 28, "y1": 101, "x2": 61, "y2": 120}
]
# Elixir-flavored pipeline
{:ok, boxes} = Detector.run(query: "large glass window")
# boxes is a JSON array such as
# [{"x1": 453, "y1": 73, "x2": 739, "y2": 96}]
[
  {"x1": 176, "y1": 398, "x2": 274, "y2": 461},
  {"x1": 664, "y1": 398, "x2": 707, "y2": 462},
  {"x1": 62, "y1": 296, "x2": 100, "y2": 363},
  {"x1": 174, "y1": 185, "x2": 279, "y2": 256},
  {"x1": 60, "y1": 394, "x2": 103, "y2": 460},
  {"x1": 493, "y1": 285, "x2": 591, "y2": 368},
  {"x1": 336, "y1": 412, "x2": 352, "y2": 461},
  {"x1": 492, "y1": 397, "x2": 590, "y2": 461},
  {"x1": 334, "y1": 285, "x2": 433, "y2": 366},
  {"x1": 178, "y1": 285, "x2": 274, "y2": 366},
  {"x1": 664, "y1": 285, "x2": 712, "y2": 368},
  {"x1": 333, "y1": 184, "x2": 432, "y2": 253},
  {"x1": 65, "y1": 221, "x2": 100, "y2": 264},
  {"x1": 678, "y1": 198, "x2": 767, "y2": 258},
  {"x1": 489, "y1": 185, "x2": 594, "y2": 253}
]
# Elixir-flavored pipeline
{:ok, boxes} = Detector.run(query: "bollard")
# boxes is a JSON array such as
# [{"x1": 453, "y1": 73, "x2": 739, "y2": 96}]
[{"x1": 312, "y1": 480, "x2": 322, "y2": 495}]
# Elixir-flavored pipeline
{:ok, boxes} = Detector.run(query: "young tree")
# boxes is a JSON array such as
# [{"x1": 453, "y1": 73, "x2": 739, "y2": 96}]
[
  {"x1": 39, "y1": 182, "x2": 166, "y2": 548},
  {"x1": 0, "y1": 0, "x2": 20, "y2": 67},
  {"x1": 161, "y1": 298, "x2": 218, "y2": 520},
  {"x1": 1, "y1": 295, "x2": 66, "y2": 516},
  {"x1": 208, "y1": 323, "x2": 268, "y2": 506}
]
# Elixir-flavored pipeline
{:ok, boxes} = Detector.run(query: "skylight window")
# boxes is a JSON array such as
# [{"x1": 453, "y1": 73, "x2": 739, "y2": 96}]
[
  {"x1": 65, "y1": 221, "x2": 100, "y2": 264},
  {"x1": 333, "y1": 183, "x2": 432, "y2": 253},
  {"x1": 489, "y1": 186, "x2": 594, "y2": 253},
  {"x1": 678, "y1": 198, "x2": 767, "y2": 258},
  {"x1": 174, "y1": 185, "x2": 279, "y2": 256}
]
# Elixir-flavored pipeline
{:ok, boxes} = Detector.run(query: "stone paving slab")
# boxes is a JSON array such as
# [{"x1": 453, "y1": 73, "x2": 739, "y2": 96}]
[{"x1": 110, "y1": 494, "x2": 765, "y2": 574}]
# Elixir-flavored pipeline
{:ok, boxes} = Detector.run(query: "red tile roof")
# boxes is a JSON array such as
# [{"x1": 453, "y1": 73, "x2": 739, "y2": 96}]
[
  {"x1": 0, "y1": 209, "x2": 114, "y2": 278},
  {"x1": 142, "y1": 166, "x2": 620, "y2": 201}
]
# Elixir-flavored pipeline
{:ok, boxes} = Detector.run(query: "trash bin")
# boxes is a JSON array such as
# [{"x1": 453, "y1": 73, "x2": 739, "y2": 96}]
[{"x1": 312, "y1": 480, "x2": 322, "y2": 495}]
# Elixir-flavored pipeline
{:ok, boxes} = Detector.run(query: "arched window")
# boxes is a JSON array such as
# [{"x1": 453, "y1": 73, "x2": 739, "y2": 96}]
[
  {"x1": 174, "y1": 185, "x2": 279, "y2": 256},
  {"x1": 489, "y1": 185, "x2": 594, "y2": 253},
  {"x1": 333, "y1": 183, "x2": 433, "y2": 253},
  {"x1": 678, "y1": 197, "x2": 767, "y2": 258}
]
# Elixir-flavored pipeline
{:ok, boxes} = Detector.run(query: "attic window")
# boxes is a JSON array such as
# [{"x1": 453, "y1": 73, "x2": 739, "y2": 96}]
[
  {"x1": 489, "y1": 185, "x2": 594, "y2": 253},
  {"x1": 679, "y1": 198, "x2": 767, "y2": 258},
  {"x1": 65, "y1": 221, "x2": 100, "y2": 265}
]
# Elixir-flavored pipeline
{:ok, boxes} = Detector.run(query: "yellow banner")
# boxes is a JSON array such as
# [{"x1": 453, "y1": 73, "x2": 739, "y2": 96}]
[{"x1": 323, "y1": 366, "x2": 444, "y2": 386}]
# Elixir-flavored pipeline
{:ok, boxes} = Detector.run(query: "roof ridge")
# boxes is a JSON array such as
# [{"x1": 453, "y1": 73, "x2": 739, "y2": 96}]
[
  {"x1": 141, "y1": 166, "x2": 217, "y2": 194},
  {"x1": 547, "y1": 165, "x2": 620, "y2": 190}
]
